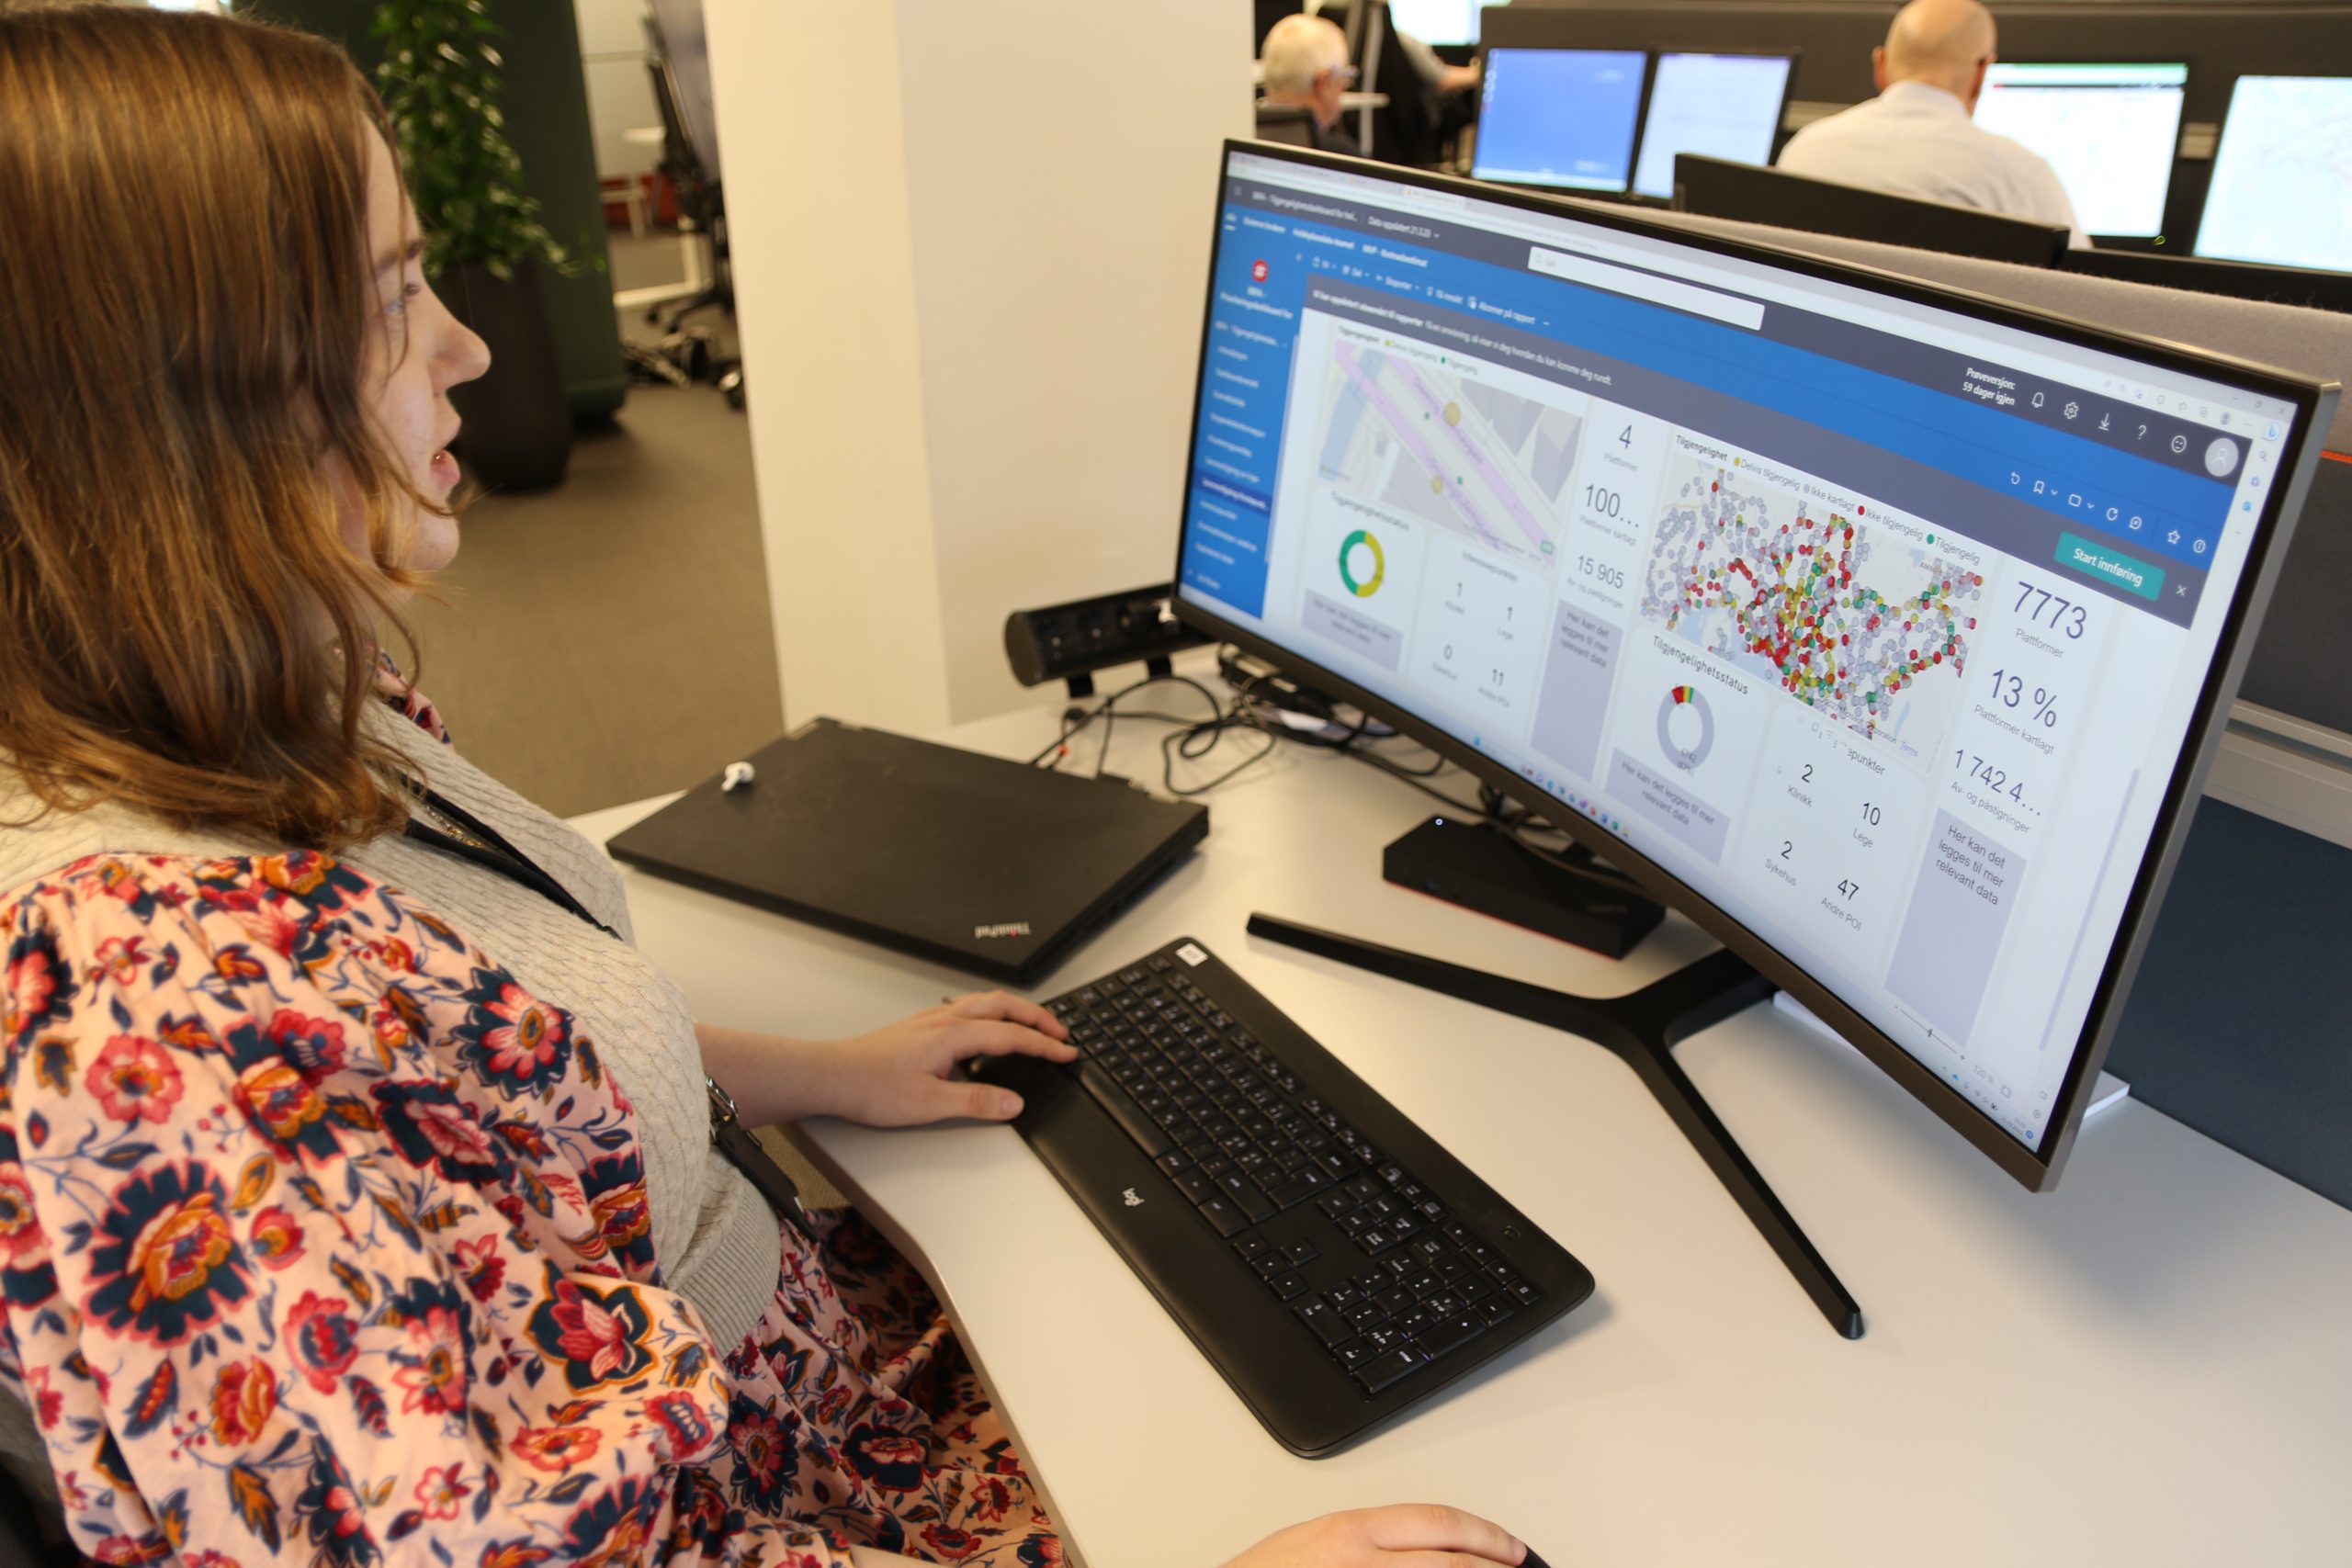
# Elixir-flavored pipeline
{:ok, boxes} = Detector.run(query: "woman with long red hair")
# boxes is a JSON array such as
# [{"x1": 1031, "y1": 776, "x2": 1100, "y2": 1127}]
[{"x1": 0, "y1": 8, "x2": 1533, "y2": 1568}]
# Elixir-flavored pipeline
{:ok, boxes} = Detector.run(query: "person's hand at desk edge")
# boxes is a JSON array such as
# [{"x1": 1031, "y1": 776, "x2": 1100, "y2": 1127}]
[
  {"x1": 846, "y1": 1505, "x2": 1540, "y2": 1568},
  {"x1": 695, "y1": 991, "x2": 1079, "y2": 1129}
]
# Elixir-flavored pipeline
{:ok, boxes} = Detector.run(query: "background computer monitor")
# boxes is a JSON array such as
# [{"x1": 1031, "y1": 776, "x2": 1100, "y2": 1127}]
[
  {"x1": 2195, "y1": 75, "x2": 2352, "y2": 273},
  {"x1": 1388, "y1": 0, "x2": 1479, "y2": 49},
  {"x1": 1630, "y1": 51, "x2": 1797, "y2": 201},
  {"x1": 1177, "y1": 142, "x2": 2329, "y2": 1190},
  {"x1": 1472, "y1": 47, "x2": 1648, "y2": 193},
  {"x1": 1673, "y1": 154, "x2": 2072, "y2": 267},
  {"x1": 1971, "y1": 62, "x2": 2188, "y2": 239}
]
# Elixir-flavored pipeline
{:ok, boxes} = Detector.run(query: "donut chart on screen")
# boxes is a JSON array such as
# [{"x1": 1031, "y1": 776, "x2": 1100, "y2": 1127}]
[
  {"x1": 1338, "y1": 529, "x2": 1385, "y2": 597},
  {"x1": 1657, "y1": 684, "x2": 1715, "y2": 770}
]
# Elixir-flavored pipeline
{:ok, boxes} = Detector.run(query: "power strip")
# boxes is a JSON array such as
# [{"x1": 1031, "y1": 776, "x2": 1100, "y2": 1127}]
[{"x1": 1003, "y1": 585, "x2": 1209, "y2": 695}]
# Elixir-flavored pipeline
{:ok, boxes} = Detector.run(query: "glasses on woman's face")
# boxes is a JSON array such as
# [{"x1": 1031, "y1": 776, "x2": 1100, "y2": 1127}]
[{"x1": 1324, "y1": 64, "x2": 1360, "y2": 88}]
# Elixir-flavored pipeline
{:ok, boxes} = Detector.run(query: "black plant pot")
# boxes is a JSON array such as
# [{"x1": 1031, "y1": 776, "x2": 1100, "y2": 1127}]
[{"x1": 438, "y1": 259, "x2": 573, "y2": 492}]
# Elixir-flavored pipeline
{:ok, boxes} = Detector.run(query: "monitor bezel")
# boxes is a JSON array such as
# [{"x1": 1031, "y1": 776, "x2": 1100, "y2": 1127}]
[
  {"x1": 1471, "y1": 45, "x2": 1655, "y2": 195},
  {"x1": 1626, "y1": 47, "x2": 1804, "y2": 204},
  {"x1": 1971, "y1": 57, "x2": 2193, "y2": 242},
  {"x1": 2192, "y1": 73, "x2": 2352, "y2": 268},
  {"x1": 1177, "y1": 141, "x2": 2335, "y2": 1191}
]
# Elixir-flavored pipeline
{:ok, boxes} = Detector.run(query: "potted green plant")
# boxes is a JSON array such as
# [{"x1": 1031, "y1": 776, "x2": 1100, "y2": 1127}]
[{"x1": 372, "y1": 0, "x2": 580, "y2": 491}]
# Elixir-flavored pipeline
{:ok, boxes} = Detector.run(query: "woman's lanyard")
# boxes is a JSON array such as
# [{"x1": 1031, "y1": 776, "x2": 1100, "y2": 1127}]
[{"x1": 400, "y1": 782, "x2": 816, "y2": 1240}]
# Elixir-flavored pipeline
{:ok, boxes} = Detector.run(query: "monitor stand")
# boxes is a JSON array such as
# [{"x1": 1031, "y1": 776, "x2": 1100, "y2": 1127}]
[{"x1": 1246, "y1": 912, "x2": 1865, "y2": 1339}]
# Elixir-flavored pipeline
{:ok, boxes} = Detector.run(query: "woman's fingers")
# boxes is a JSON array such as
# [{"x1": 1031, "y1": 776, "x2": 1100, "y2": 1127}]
[
  {"x1": 943, "y1": 1016, "x2": 1079, "y2": 1063},
  {"x1": 1221, "y1": 1506, "x2": 1529, "y2": 1568},
  {"x1": 933, "y1": 1075, "x2": 1023, "y2": 1122},
  {"x1": 943, "y1": 988, "x2": 1069, "y2": 1039},
  {"x1": 1357, "y1": 1506, "x2": 1526, "y2": 1564}
]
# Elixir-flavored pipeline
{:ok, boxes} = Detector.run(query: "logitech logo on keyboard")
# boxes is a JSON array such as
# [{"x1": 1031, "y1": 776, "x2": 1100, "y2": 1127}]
[
  {"x1": 1122, "y1": 1188, "x2": 1144, "y2": 1207},
  {"x1": 974, "y1": 921, "x2": 1033, "y2": 939}
]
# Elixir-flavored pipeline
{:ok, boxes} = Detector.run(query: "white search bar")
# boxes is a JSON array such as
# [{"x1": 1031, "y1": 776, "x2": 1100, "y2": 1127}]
[{"x1": 1526, "y1": 245, "x2": 1765, "y2": 331}]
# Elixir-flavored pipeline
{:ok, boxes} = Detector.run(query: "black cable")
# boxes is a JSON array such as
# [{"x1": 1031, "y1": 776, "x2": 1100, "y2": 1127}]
[{"x1": 1023, "y1": 671, "x2": 1228, "y2": 769}]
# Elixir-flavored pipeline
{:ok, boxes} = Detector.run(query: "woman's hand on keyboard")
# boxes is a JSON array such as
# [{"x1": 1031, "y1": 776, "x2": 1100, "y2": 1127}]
[
  {"x1": 808, "y1": 990, "x2": 1076, "y2": 1126},
  {"x1": 1223, "y1": 1505, "x2": 1531, "y2": 1568}
]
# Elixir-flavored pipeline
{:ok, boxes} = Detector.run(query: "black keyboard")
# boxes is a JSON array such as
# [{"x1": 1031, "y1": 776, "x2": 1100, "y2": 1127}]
[{"x1": 968, "y1": 937, "x2": 1595, "y2": 1456}]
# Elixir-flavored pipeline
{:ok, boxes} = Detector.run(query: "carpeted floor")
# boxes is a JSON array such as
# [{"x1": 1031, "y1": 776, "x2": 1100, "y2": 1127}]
[{"x1": 404, "y1": 230, "x2": 775, "y2": 818}]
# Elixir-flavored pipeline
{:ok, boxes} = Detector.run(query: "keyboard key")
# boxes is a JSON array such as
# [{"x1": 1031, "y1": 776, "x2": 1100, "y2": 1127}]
[
  {"x1": 1262, "y1": 1172, "x2": 1325, "y2": 1211},
  {"x1": 1424, "y1": 1292, "x2": 1462, "y2": 1320},
  {"x1": 1351, "y1": 1347, "x2": 1426, "y2": 1394},
  {"x1": 1251, "y1": 1255, "x2": 1290, "y2": 1280},
  {"x1": 1414, "y1": 1311, "x2": 1483, "y2": 1360},
  {"x1": 1155, "y1": 1149, "x2": 1194, "y2": 1176},
  {"x1": 1283, "y1": 1239, "x2": 1320, "y2": 1267},
  {"x1": 1197, "y1": 1199, "x2": 1248, "y2": 1238},
  {"x1": 1359, "y1": 1229, "x2": 1393, "y2": 1255},
  {"x1": 1478, "y1": 1296, "x2": 1516, "y2": 1326},
  {"x1": 1274, "y1": 1273, "x2": 1309, "y2": 1301},
  {"x1": 1078, "y1": 1062, "x2": 1171, "y2": 1156},
  {"x1": 1296, "y1": 1300, "x2": 1351, "y2": 1346},
  {"x1": 1316, "y1": 1190, "x2": 1358, "y2": 1219},
  {"x1": 1374, "y1": 1287, "x2": 1414, "y2": 1317},
  {"x1": 1342, "y1": 1300, "x2": 1385, "y2": 1334},
  {"x1": 1394, "y1": 1303, "x2": 1435, "y2": 1337},
  {"x1": 1233, "y1": 1237, "x2": 1271, "y2": 1262},
  {"x1": 1510, "y1": 1281, "x2": 1542, "y2": 1307},
  {"x1": 1335, "y1": 1337, "x2": 1375, "y2": 1371},
  {"x1": 1363, "y1": 1325, "x2": 1407, "y2": 1355}
]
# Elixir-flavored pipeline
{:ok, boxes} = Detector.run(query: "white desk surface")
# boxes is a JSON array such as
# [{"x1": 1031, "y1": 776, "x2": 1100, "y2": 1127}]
[{"x1": 571, "y1": 690, "x2": 2352, "y2": 1568}]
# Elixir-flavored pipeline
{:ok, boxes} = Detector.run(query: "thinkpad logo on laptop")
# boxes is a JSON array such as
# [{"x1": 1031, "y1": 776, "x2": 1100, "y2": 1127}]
[{"x1": 973, "y1": 921, "x2": 1032, "y2": 940}]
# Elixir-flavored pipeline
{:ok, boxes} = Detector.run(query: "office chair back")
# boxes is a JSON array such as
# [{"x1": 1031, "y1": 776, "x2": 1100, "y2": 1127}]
[{"x1": 1254, "y1": 102, "x2": 1319, "y2": 147}]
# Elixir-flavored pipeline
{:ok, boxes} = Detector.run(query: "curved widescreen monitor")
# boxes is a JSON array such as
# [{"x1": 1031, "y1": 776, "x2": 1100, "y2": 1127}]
[
  {"x1": 1472, "y1": 47, "x2": 1647, "y2": 193},
  {"x1": 1630, "y1": 51, "x2": 1797, "y2": 201},
  {"x1": 1178, "y1": 144, "x2": 2332, "y2": 1188},
  {"x1": 1971, "y1": 62, "x2": 2188, "y2": 239},
  {"x1": 2195, "y1": 76, "x2": 2352, "y2": 273}
]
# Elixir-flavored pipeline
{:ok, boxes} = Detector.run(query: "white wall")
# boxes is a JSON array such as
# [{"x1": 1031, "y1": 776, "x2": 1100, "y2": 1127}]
[{"x1": 707, "y1": 0, "x2": 1253, "y2": 733}]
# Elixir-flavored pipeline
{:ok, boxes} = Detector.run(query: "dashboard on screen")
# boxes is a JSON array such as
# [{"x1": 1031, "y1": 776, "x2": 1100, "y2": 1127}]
[
  {"x1": 1180, "y1": 148, "x2": 2314, "y2": 1165},
  {"x1": 1631, "y1": 51, "x2": 1796, "y2": 200},
  {"x1": 1473, "y1": 48, "x2": 1647, "y2": 192},
  {"x1": 2196, "y1": 76, "x2": 2352, "y2": 272},
  {"x1": 1972, "y1": 62, "x2": 2188, "y2": 237}
]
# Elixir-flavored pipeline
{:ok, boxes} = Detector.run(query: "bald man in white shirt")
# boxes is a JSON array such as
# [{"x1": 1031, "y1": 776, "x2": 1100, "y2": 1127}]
[{"x1": 1776, "y1": 0, "x2": 2090, "y2": 247}]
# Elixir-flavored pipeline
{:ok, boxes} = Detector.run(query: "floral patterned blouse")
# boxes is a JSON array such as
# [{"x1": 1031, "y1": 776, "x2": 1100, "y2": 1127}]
[{"x1": 0, "y1": 690, "x2": 1063, "y2": 1568}]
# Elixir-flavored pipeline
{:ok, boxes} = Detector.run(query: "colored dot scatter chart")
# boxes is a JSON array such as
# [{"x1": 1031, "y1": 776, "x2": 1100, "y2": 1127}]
[{"x1": 1643, "y1": 462, "x2": 1985, "y2": 744}]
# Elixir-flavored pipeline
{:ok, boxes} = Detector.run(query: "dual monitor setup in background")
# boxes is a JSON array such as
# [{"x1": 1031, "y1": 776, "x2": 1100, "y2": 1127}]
[
  {"x1": 1474, "y1": 47, "x2": 1796, "y2": 200},
  {"x1": 1468, "y1": 48, "x2": 2352, "y2": 275}
]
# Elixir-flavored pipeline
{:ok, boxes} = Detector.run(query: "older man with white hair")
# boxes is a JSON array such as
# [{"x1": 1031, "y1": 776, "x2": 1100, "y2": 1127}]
[
  {"x1": 1776, "y1": 0, "x2": 2087, "y2": 246},
  {"x1": 1261, "y1": 12, "x2": 1363, "y2": 155}
]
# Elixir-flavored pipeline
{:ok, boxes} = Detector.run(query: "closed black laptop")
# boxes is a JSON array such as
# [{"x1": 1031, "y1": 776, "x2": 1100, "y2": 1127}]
[{"x1": 605, "y1": 717, "x2": 1209, "y2": 984}]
